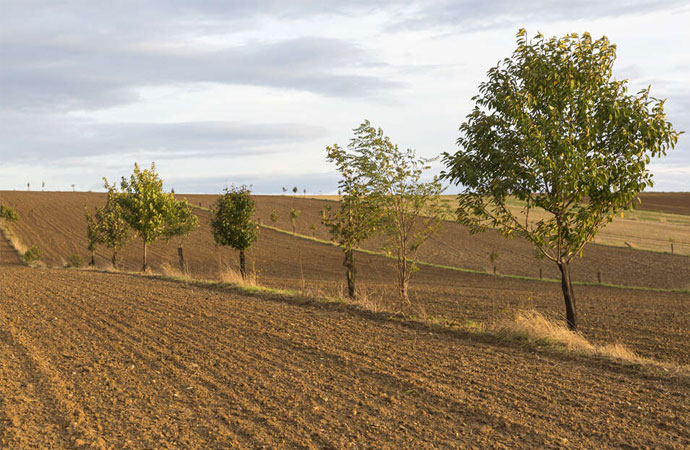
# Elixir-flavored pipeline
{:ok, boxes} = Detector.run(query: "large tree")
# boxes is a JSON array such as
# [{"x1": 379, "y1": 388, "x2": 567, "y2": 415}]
[
  {"x1": 211, "y1": 186, "x2": 258, "y2": 279},
  {"x1": 322, "y1": 142, "x2": 381, "y2": 299},
  {"x1": 442, "y1": 30, "x2": 680, "y2": 329}
]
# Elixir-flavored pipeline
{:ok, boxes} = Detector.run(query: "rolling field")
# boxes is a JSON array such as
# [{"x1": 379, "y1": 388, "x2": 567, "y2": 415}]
[{"x1": 1, "y1": 191, "x2": 690, "y2": 447}]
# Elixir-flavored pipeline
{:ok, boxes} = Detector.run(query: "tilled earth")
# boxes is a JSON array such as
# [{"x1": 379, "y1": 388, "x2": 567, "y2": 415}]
[{"x1": 1, "y1": 266, "x2": 689, "y2": 449}]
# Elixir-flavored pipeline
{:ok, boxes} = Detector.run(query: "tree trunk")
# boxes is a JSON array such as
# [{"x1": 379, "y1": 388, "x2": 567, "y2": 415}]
[
  {"x1": 557, "y1": 261, "x2": 577, "y2": 330},
  {"x1": 398, "y1": 254, "x2": 410, "y2": 308},
  {"x1": 343, "y1": 249, "x2": 356, "y2": 298},
  {"x1": 89, "y1": 250, "x2": 95, "y2": 266},
  {"x1": 111, "y1": 251, "x2": 117, "y2": 268},
  {"x1": 178, "y1": 245, "x2": 186, "y2": 274},
  {"x1": 142, "y1": 241, "x2": 148, "y2": 272},
  {"x1": 239, "y1": 250, "x2": 246, "y2": 279}
]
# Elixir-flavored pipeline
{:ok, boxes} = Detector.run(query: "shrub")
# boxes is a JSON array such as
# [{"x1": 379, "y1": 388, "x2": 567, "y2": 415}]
[
  {"x1": 67, "y1": 254, "x2": 84, "y2": 268},
  {"x1": 23, "y1": 246, "x2": 43, "y2": 263}
]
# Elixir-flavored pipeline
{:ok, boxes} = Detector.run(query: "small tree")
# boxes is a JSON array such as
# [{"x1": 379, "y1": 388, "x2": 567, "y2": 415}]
[
  {"x1": 85, "y1": 187, "x2": 130, "y2": 267},
  {"x1": 292, "y1": 186, "x2": 298, "y2": 194},
  {"x1": 323, "y1": 141, "x2": 382, "y2": 298},
  {"x1": 349, "y1": 121, "x2": 446, "y2": 307},
  {"x1": 270, "y1": 209, "x2": 278, "y2": 226},
  {"x1": 282, "y1": 187, "x2": 287, "y2": 194},
  {"x1": 211, "y1": 186, "x2": 258, "y2": 278},
  {"x1": 289, "y1": 208, "x2": 300, "y2": 234},
  {"x1": 163, "y1": 198, "x2": 199, "y2": 274},
  {"x1": 442, "y1": 30, "x2": 680, "y2": 329},
  {"x1": 489, "y1": 250, "x2": 499, "y2": 274},
  {"x1": 106, "y1": 162, "x2": 179, "y2": 272},
  {"x1": 309, "y1": 223, "x2": 317, "y2": 237}
]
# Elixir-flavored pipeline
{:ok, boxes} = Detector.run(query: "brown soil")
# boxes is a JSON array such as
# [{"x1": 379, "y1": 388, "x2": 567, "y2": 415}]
[
  {"x1": 637, "y1": 192, "x2": 690, "y2": 215},
  {"x1": 0, "y1": 265, "x2": 688, "y2": 449},
  {"x1": 3, "y1": 191, "x2": 690, "y2": 290},
  {"x1": 2, "y1": 191, "x2": 690, "y2": 367}
]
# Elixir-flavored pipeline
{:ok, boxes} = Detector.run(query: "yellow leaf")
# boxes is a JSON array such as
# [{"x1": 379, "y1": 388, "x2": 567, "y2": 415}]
[{"x1": 620, "y1": 212, "x2": 624, "y2": 218}]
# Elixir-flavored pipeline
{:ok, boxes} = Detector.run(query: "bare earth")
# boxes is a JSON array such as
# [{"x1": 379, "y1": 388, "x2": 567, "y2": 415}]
[
  {"x1": 1, "y1": 191, "x2": 690, "y2": 447},
  {"x1": 0, "y1": 266, "x2": 688, "y2": 449}
]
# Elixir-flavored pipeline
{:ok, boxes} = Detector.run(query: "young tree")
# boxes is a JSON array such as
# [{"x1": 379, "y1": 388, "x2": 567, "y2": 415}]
[
  {"x1": 289, "y1": 208, "x2": 300, "y2": 234},
  {"x1": 309, "y1": 223, "x2": 317, "y2": 237},
  {"x1": 322, "y1": 142, "x2": 382, "y2": 298},
  {"x1": 292, "y1": 186, "x2": 298, "y2": 194},
  {"x1": 270, "y1": 209, "x2": 278, "y2": 226},
  {"x1": 163, "y1": 198, "x2": 199, "y2": 274},
  {"x1": 442, "y1": 30, "x2": 680, "y2": 329},
  {"x1": 85, "y1": 187, "x2": 130, "y2": 267},
  {"x1": 356, "y1": 122, "x2": 446, "y2": 307},
  {"x1": 106, "y1": 163, "x2": 180, "y2": 272},
  {"x1": 211, "y1": 186, "x2": 258, "y2": 278},
  {"x1": 85, "y1": 209, "x2": 101, "y2": 266}
]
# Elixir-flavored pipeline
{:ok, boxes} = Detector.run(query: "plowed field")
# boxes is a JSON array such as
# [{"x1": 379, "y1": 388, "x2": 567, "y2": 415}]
[
  {"x1": 1, "y1": 266, "x2": 688, "y2": 449},
  {"x1": 2, "y1": 191, "x2": 690, "y2": 367}
]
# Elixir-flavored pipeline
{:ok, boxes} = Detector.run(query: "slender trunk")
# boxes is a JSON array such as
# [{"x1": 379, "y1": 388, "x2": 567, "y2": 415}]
[
  {"x1": 343, "y1": 249, "x2": 356, "y2": 298},
  {"x1": 557, "y1": 261, "x2": 577, "y2": 330},
  {"x1": 239, "y1": 250, "x2": 246, "y2": 279},
  {"x1": 178, "y1": 245, "x2": 186, "y2": 274},
  {"x1": 142, "y1": 241, "x2": 148, "y2": 272},
  {"x1": 111, "y1": 251, "x2": 117, "y2": 268},
  {"x1": 89, "y1": 250, "x2": 95, "y2": 266},
  {"x1": 398, "y1": 254, "x2": 410, "y2": 308}
]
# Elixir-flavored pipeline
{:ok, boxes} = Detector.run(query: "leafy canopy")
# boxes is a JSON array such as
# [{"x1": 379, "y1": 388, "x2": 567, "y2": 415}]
[
  {"x1": 442, "y1": 29, "x2": 680, "y2": 264},
  {"x1": 211, "y1": 185, "x2": 258, "y2": 251},
  {"x1": 85, "y1": 187, "x2": 130, "y2": 252},
  {"x1": 322, "y1": 140, "x2": 381, "y2": 251}
]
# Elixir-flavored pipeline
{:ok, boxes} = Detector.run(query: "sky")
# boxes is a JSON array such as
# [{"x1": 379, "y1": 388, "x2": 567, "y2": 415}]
[{"x1": 1, "y1": 0, "x2": 688, "y2": 194}]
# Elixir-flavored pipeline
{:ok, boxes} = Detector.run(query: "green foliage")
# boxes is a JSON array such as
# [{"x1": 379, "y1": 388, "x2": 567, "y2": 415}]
[
  {"x1": 442, "y1": 30, "x2": 680, "y2": 265},
  {"x1": 108, "y1": 163, "x2": 176, "y2": 245},
  {"x1": 67, "y1": 254, "x2": 84, "y2": 268},
  {"x1": 330, "y1": 120, "x2": 447, "y2": 304},
  {"x1": 292, "y1": 186, "x2": 298, "y2": 194},
  {"x1": 270, "y1": 209, "x2": 278, "y2": 224},
  {"x1": 103, "y1": 162, "x2": 199, "y2": 270},
  {"x1": 211, "y1": 185, "x2": 258, "y2": 252},
  {"x1": 0, "y1": 205, "x2": 19, "y2": 222},
  {"x1": 163, "y1": 198, "x2": 199, "y2": 243},
  {"x1": 85, "y1": 187, "x2": 130, "y2": 253},
  {"x1": 322, "y1": 141, "x2": 381, "y2": 252},
  {"x1": 23, "y1": 246, "x2": 42, "y2": 263}
]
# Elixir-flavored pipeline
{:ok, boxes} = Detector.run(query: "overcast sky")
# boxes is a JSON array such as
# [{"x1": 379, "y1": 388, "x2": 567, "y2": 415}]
[{"x1": 1, "y1": 1, "x2": 688, "y2": 193}]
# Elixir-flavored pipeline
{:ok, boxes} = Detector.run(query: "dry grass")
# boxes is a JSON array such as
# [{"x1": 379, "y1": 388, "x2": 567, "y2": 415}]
[
  {"x1": 0, "y1": 222, "x2": 29, "y2": 255},
  {"x1": 219, "y1": 267, "x2": 258, "y2": 287},
  {"x1": 353, "y1": 290, "x2": 389, "y2": 313},
  {"x1": 160, "y1": 262, "x2": 192, "y2": 281},
  {"x1": 492, "y1": 310, "x2": 672, "y2": 367}
]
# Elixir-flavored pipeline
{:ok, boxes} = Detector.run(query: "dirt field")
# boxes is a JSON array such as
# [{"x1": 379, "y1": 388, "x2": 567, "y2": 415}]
[
  {"x1": 3, "y1": 191, "x2": 690, "y2": 290},
  {"x1": 2, "y1": 191, "x2": 690, "y2": 365},
  {"x1": 0, "y1": 265, "x2": 688, "y2": 449}
]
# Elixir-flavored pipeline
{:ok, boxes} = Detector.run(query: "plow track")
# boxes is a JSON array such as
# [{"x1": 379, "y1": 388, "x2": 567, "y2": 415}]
[{"x1": 0, "y1": 266, "x2": 689, "y2": 448}]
